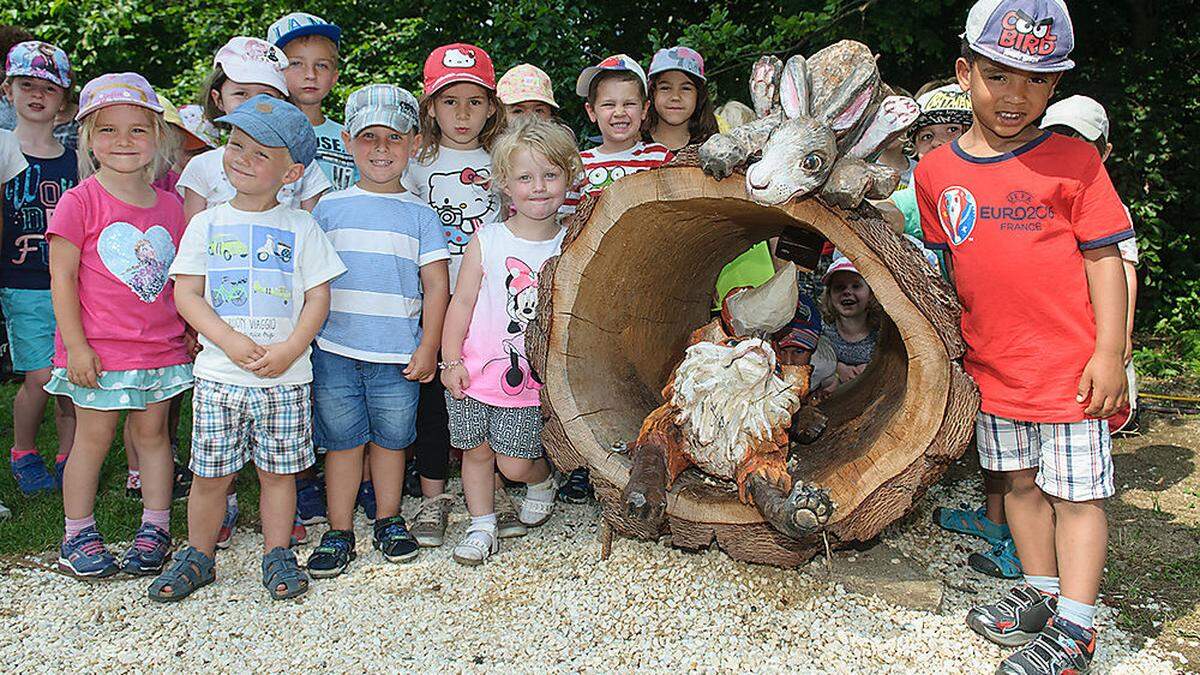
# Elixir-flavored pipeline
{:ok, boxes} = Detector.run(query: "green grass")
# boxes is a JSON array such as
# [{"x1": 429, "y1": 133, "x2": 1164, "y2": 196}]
[{"x1": 0, "y1": 381, "x2": 261, "y2": 557}]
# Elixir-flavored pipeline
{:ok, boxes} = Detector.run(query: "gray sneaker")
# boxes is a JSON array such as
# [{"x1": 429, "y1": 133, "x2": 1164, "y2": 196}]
[
  {"x1": 496, "y1": 489, "x2": 528, "y2": 539},
  {"x1": 411, "y1": 493, "x2": 454, "y2": 547}
]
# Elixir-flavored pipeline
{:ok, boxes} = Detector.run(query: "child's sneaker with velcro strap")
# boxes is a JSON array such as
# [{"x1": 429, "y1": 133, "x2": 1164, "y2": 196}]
[
  {"x1": 373, "y1": 515, "x2": 419, "y2": 563},
  {"x1": 997, "y1": 618, "x2": 1095, "y2": 675},
  {"x1": 307, "y1": 529, "x2": 356, "y2": 578},
  {"x1": 59, "y1": 526, "x2": 119, "y2": 578},
  {"x1": 120, "y1": 523, "x2": 172, "y2": 575},
  {"x1": 967, "y1": 584, "x2": 1057, "y2": 647}
]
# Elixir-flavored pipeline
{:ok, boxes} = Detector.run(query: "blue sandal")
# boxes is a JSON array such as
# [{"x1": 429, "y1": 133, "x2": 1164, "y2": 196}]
[
  {"x1": 968, "y1": 537, "x2": 1023, "y2": 579},
  {"x1": 933, "y1": 503, "x2": 1010, "y2": 544},
  {"x1": 148, "y1": 546, "x2": 215, "y2": 602},
  {"x1": 262, "y1": 546, "x2": 308, "y2": 600}
]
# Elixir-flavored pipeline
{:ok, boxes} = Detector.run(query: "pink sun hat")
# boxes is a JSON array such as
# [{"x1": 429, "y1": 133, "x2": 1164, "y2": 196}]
[{"x1": 75, "y1": 72, "x2": 163, "y2": 121}]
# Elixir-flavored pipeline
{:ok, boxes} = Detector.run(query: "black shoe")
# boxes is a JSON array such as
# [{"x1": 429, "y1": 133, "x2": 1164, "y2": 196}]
[
  {"x1": 967, "y1": 585, "x2": 1057, "y2": 647},
  {"x1": 403, "y1": 460, "x2": 422, "y2": 498},
  {"x1": 357, "y1": 481, "x2": 377, "y2": 521},
  {"x1": 306, "y1": 530, "x2": 356, "y2": 579},
  {"x1": 373, "y1": 515, "x2": 419, "y2": 563},
  {"x1": 171, "y1": 462, "x2": 191, "y2": 501},
  {"x1": 556, "y1": 468, "x2": 593, "y2": 504}
]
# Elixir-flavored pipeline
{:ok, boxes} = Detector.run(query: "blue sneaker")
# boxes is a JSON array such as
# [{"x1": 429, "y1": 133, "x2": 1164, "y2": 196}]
[
  {"x1": 296, "y1": 478, "x2": 327, "y2": 525},
  {"x1": 556, "y1": 468, "x2": 593, "y2": 504},
  {"x1": 54, "y1": 457, "x2": 67, "y2": 490},
  {"x1": 59, "y1": 526, "x2": 119, "y2": 578},
  {"x1": 11, "y1": 452, "x2": 55, "y2": 495},
  {"x1": 968, "y1": 536, "x2": 1023, "y2": 579},
  {"x1": 374, "y1": 515, "x2": 419, "y2": 563},
  {"x1": 120, "y1": 523, "x2": 172, "y2": 575},
  {"x1": 357, "y1": 481, "x2": 377, "y2": 522}
]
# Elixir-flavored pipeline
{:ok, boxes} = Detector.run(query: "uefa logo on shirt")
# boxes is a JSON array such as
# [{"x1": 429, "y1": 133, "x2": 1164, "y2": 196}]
[{"x1": 937, "y1": 186, "x2": 977, "y2": 246}]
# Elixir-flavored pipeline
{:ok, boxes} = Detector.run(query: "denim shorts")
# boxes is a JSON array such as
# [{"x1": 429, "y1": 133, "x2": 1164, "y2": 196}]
[
  {"x1": 0, "y1": 287, "x2": 56, "y2": 372},
  {"x1": 312, "y1": 346, "x2": 420, "y2": 452}
]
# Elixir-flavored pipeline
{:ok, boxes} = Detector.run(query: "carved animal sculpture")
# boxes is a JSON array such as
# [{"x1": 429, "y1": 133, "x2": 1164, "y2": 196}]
[{"x1": 699, "y1": 41, "x2": 919, "y2": 209}]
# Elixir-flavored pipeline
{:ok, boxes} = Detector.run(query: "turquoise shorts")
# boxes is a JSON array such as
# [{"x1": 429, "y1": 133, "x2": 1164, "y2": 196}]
[
  {"x1": 44, "y1": 364, "x2": 194, "y2": 411},
  {"x1": 0, "y1": 288, "x2": 56, "y2": 373}
]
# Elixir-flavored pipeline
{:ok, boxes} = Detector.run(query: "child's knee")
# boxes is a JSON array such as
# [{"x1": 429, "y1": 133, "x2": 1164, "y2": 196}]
[
  {"x1": 23, "y1": 368, "x2": 51, "y2": 389},
  {"x1": 192, "y1": 474, "x2": 233, "y2": 494},
  {"x1": 1006, "y1": 468, "x2": 1041, "y2": 495}
]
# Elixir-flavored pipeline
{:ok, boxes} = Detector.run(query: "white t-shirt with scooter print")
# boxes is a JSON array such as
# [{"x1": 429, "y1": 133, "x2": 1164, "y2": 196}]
[{"x1": 169, "y1": 202, "x2": 345, "y2": 387}]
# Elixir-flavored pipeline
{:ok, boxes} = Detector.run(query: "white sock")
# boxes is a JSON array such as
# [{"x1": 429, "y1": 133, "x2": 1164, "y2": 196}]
[
  {"x1": 226, "y1": 493, "x2": 238, "y2": 510},
  {"x1": 1024, "y1": 574, "x2": 1060, "y2": 596},
  {"x1": 469, "y1": 513, "x2": 497, "y2": 535},
  {"x1": 1057, "y1": 596, "x2": 1096, "y2": 631},
  {"x1": 526, "y1": 476, "x2": 556, "y2": 502}
]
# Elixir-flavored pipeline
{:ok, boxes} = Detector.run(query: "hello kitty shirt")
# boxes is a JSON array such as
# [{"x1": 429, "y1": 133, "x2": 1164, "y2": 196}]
[
  {"x1": 402, "y1": 146, "x2": 500, "y2": 288},
  {"x1": 46, "y1": 177, "x2": 190, "y2": 370},
  {"x1": 460, "y1": 222, "x2": 565, "y2": 408}
]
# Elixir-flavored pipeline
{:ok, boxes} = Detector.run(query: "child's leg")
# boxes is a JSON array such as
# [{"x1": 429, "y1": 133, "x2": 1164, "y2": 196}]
[
  {"x1": 462, "y1": 441, "x2": 496, "y2": 516},
  {"x1": 125, "y1": 401, "x2": 173, "y2": 513},
  {"x1": 257, "y1": 468, "x2": 297, "y2": 553},
  {"x1": 1002, "y1": 467, "x2": 1058, "y2": 577},
  {"x1": 496, "y1": 456, "x2": 551, "y2": 484},
  {"x1": 370, "y1": 443, "x2": 406, "y2": 520},
  {"x1": 52, "y1": 395, "x2": 75, "y2": 458},
  {"x1": 415, "y1": 379, "x2": 450, "y2": 497},
  {"x1": 186, "y1": 473, "x2": 237, "y2": 556},
  {"x1": 62, "y1": 408, "x2": 121, "y2": 520},
  {"x1": 983, "y1": 469, "x2": 1007, "y2": 525},
  {"x1": 250, "y1": 382, "x2": 314, "y2": 553},
  {"x1": 11, "y1": 367, "x2": 52, "y2": 451},
  {"x1": 1052, "y1": 498, "x2": 1107, "y2": 605},
  {"x1": 324, "y1": 445, "x2": 364, "y2": 530},
  {"x1": 167, "y1": 394, "x2": 183, "y2": 449},
  {"x1": 123, "y1": 422, "x2": 140, "y2": 474}
]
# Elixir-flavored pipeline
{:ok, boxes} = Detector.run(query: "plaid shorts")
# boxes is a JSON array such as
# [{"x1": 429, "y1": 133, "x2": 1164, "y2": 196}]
[
  {"x1": 975, "y1": 412, "x2": 1114, "y2": 502},
  {"x1": 190, "y1": 378, "x2": 315, "y2": 478}
]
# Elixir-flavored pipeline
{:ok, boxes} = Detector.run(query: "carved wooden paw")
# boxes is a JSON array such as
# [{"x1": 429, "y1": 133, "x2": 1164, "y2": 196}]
[
  {"x1": 622, "y1": 481, "x2": 666, "y2": 528},
  {"x1": 783, "y1": 482, "x2": 834, "y2": 538},
  {"x1": 698, "y1": 134, "x2": 747, "y2": 180}
]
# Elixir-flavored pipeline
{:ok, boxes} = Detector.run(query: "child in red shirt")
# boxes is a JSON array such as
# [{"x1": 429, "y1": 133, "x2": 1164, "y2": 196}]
[{"x1": 915, "y1": 1, "x2": 1131, "y2": 673}]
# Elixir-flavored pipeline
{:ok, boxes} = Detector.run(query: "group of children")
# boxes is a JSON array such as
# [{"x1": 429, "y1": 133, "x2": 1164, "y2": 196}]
[{"x1": 0, "y1": 0, "x2": 1140, "y2": 672}]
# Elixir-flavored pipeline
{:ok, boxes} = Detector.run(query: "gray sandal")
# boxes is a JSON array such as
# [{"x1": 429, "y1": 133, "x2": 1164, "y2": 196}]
[
  {"x1": 147, "y1": 546, "x2": 215, "y2": 602},
  {"x1": 262, "y1": 546, "x2": 308, "y2": 600}
]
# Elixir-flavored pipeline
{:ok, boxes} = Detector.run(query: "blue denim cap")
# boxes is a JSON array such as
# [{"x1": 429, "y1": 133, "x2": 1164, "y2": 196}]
[
  {"x1": 217, "y1": 94, "x2": 317, "y2": 165},
  {"x1": 962, "y1": 0, "x2": 1075, "y2": 72},
  {"x1": 267, "y1": 12, "x2": 342, "y2": 48},
  {"x1": 344, "y1": 84, "x2": 420, "y2": 137}
]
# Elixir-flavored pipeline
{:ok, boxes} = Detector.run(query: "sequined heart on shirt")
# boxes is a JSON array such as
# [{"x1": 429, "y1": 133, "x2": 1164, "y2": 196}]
[{"x1": 97, "y1": 222, "x2": 176, "y2": 303}]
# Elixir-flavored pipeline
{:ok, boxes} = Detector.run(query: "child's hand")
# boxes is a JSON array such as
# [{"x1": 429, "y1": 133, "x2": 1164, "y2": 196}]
[
  {"x1": 1077, "y1": 351, "x2": 1128, "y2": 418},
  {"x1": 67, "y1": 344, "x2": 103, "y2": 388},
  {"x1": 441, "y1": 363, "x2": 470, "y2": 399},
  {"x1": 221, "y1": 333, "x2": 267, "y2": 371},
  {"x1": 835, "y1": 362, "x2": 865, "y2": 384},
  {"x1": 404, "y1": 345, "x2": 438, "y2": 383},
  {"x1": 184, "y1": 330, "x2": 202, "y2": 358},
  {"x1": 247, "y1": 342, "x2": 304, "y2": 379}
]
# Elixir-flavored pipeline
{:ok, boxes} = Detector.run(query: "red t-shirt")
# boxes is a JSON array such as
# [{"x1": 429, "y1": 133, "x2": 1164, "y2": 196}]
[{"x1": 915, "y1": 132, "x2": 1132, "y2": 422}]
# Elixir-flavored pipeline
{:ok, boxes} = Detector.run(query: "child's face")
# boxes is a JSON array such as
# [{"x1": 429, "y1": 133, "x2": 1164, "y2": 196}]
[
  {"x1": 828, "y1": 271, "x2": 872, "y2": 320},
  {"x1": 913, "y1": 122, "x2": 966, "y2": 158},
  {"x1": 508, "y1": 101, "x2": 554, "y2": 120},
  {"x1": 432, "y1": 82, "x2": 495, "y2": 150},
  {"x1": 222, "y1": 127, "x2": 303, "y2": 196},
  {"x1": 88, "y1": 105, "x2": 159, "y2": 175},
  {"x1": 955, "y1": 56, "x2": 1059, "y2": 140},
  {"x1": 5, "y1": 76, "x2": 66, "y2": 125},
  {"x1": 282, "y1": 37, "x2": 338, "y2": 108},
  {"x1": 212, "y1": 80, "x2": 285, "y2": 116},
  {"x1": 344, "y1": 125, "x2": 420, "y2": 188},
  {"x1": 652, "y1": 71, "x2": 698, "y2": 128},
  {"x1": 586, "y1": 78, "x2": 648, "y2": 147},
  {"x1": 503, "y1": 148, "x2": 568, "y2": 222}
]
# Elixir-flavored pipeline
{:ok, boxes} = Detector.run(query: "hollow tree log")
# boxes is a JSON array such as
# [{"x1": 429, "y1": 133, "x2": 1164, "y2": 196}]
[{"x1": 528, "y1": 153, "x2": 980, "y2": 567}]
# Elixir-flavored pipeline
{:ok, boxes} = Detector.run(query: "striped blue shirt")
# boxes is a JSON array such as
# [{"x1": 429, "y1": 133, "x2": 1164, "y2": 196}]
[{"x1": 312, "y1": 186, "x2": 450, "y2": 363}]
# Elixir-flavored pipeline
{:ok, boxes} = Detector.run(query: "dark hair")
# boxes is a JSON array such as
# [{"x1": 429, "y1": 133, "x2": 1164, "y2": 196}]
[
  {"x1": 960, "y1": 39, "x2": 977, "y2": 64},
  {"x1": 416, "y1": 83, "x2": 507, "y2": 163},
  {"x1": 586, "y1": 70, "x2": 645, "y2": 105},
  {"x1": 0, "y1": 26, "x2": 35, "y2": 66},
  {"x1": 1043, "y1": 124, "x2": 1108, "y2": 157},
  {"x1": 642, "y1": 70, "x2": 719, "y2": 147},
  {"x1": 199, "y1": 65, "x2": 230, "y2": 128}
]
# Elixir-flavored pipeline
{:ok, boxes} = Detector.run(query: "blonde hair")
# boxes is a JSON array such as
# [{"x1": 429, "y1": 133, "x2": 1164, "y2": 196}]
[
  {"x1": 77, "y1": 105, "x2": 174, "y2": 182},
  {"x1": 416, "y1": 83, "x2": 507, "y2": 163},
  {"x1": 489, "y1": 116, "x2": 583, "y2": 191},
  {"x1": 819, "y1": 269, "x2": 882, "y2": 327}
]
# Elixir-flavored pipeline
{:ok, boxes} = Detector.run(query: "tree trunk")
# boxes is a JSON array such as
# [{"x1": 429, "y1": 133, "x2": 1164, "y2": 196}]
[{"x1": 528, "y1": 153, "x2": 979, "y2": 567}]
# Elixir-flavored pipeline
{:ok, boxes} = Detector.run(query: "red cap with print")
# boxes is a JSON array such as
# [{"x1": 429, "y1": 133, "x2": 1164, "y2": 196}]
[{"x1": 423, "y1": 43, "x2": 496, "y2": 95}]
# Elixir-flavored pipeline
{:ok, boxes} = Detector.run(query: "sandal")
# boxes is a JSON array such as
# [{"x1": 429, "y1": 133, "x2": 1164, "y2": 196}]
[
  {"x1": 968, "y1": 537, "x2": 1024, "y2": 579},
  {"x1": 932, "y1": 503, "x2": 1010, "y2": 544},
  {"x1": 452, "y1": 524, "x2": 499, "y2": 566},
  {"x1": 262, "y1": 546, "x2": 308, "y2": 600},
  {"x1": 518, "y1": 495, "x2": 555, "y2": 527},
  {"x1": 147, "y1": 546, "x2": 215, "y2": 602}
]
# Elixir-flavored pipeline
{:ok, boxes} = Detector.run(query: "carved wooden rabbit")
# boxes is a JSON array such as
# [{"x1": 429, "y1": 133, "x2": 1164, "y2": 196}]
[{"x1": 700, "y1": 40, "x2": 920, "y2": 209}]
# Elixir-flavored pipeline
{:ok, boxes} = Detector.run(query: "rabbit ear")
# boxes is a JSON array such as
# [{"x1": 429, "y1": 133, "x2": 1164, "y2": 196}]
[
  {"x1": 779, "y1": 55, "x2": 810, "y2": 119},
  {"x1": 749, "y1": 55, "x2": 784, "y2": 118}
]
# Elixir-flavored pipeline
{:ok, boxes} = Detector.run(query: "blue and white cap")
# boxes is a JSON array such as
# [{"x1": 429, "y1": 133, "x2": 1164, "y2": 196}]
[
  {"x1": 267, "y1": 12, "x2": 342, "y2": 49},
  {"x1": 962, "y1": 0, "x2": 1075, "y2": 73},
  {"x1": 344, "y1": 84, "x2": 420, "y2": 137}
]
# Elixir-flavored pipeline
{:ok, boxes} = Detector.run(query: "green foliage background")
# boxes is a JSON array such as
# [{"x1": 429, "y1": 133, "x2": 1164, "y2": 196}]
[{"x1": 3, "y1": 0, "x2": 1196, "y2": 338}]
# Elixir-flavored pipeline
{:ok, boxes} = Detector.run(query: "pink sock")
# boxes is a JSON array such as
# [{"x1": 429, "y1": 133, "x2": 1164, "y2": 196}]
[
  {"x1": 11, "y1": 448, "x2": 37, "y2": 461},
  {"x1": 55, "y1": 453, "x2": 69, "y2": 464},
  {"x1": 141, "y1": 508, "x2": 170, "y2": 532},
  {"x1": 65, "y1": 514, "x2": 96, "y2": 540}
]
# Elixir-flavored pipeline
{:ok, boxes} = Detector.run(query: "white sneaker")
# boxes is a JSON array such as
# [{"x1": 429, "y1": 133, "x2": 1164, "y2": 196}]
[
  {"x1": 452, "y1": 524, "x2": 498, "y2": 566},
  {"x1": 495, "y1": 490, "x2": 528, "y2": 539},
  {"x1": 519, "y1": 493, "x2": 555, "y2": 527}
]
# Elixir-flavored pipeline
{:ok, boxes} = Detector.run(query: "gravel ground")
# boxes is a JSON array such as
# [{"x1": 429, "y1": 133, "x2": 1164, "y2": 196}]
[{"x1": 0, "y1": 477, "x2": 1184, "y2": 673}]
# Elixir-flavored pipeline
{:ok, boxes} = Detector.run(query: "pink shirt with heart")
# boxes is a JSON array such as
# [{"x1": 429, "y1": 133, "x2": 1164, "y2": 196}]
[{"x1": 46, "y1": 176, "x2": 190, "y2": 371}]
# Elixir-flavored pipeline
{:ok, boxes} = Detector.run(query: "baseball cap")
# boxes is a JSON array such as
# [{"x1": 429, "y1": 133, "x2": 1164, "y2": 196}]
[
  {"x1": 496, "y1": 64, "x2": 558, "y2": 109},
  {"x1": 822, "y1": 253, "x2": 861, "y2": 283},
  {"x1": 75, "y1": 73, "x2": 164, "y2": 121},
  {"x1": 1041, "y1": 95, "x2": 1108, "y2": 141},
  {"x1": 575, "y1": 54, "x2": 647, "y2": 98},
  {"x1": 962, "y1": 0, "x2": 1075, "y2": 72},
  {"x1": 914, "y1": 84, "x2": 973, "y2": 130},
  {"x1": 424, "y1": 43, "x2": 496, "y2": 95},
  {"x1": 6, "y1": 41, "x2": 71, "y2": 88},
  {"x1": 217, "y1": 94, "x2": 316, "y2": 166},
  {"x1": 344, "y1": 84, "x2": 420, "y2": 137},
  {"x1": 267, "y1": 12, "x2": 342, "y2": 48},
  {"x1": 647, "y1": 46, "x2": 706, "y2": 82},
  {"x1": 214, "y1": 37, "x2": 290, "y2": 96}
]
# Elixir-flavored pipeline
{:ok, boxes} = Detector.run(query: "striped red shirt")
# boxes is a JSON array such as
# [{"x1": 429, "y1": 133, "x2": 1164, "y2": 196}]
[{"x1": 561, "y1": 141, "x2": 673, "y2": 214}]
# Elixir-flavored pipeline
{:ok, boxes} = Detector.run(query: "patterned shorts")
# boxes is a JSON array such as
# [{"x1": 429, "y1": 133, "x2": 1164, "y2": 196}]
[
  {"x1": 975, "y1": 412, "x2": 1114, "y2": 502},
  {"x1": 444, "y1": 392, "x2": 543, "y2": 459},
  {"x1": 190, "y1": 378, "x2": 315, "y2": 478}
]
